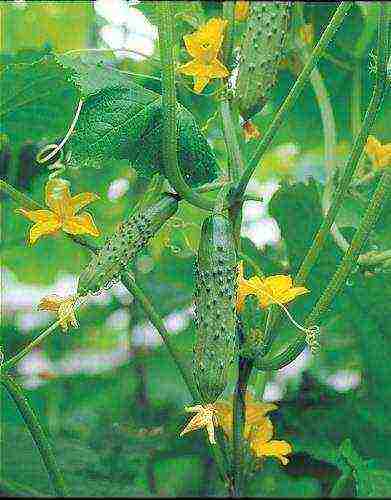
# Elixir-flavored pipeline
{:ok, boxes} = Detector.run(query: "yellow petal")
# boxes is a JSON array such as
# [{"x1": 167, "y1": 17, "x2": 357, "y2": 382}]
[
  {"x1": 235, "y1": 1, "x2": 249, "y2": 21},
  {"x1": 206, "y1": 59, "x2": 229, "y2": 79},
  {"x1": 249, "y1": 416, "x2": 274, "y2": 445},
  {"x1": 184, "y1": 18, "x2": 227, "y2": 63},
  {"x1": 365, "y1": 135, "x2": 382, "y2": 156},
  {"x1": 377, "y1": 144, "x2": 391, "y2": 169},
  {"x1": 45, "y1": 177, "x2": 72, "y2": 217},
  {"x1": 58, "y1": 298, "x2": 79, "y2": 332},
  {"x1": 15, "y1": 208, "x2": 58, "y2": 224},
  {"x1": 252, "y1": 439, "x2": 292, "y2": 465},
  {"x1": 194, "y1": 76, "x2": 210, "y2": 94},
  {"x1": 180, "y1": 404, "x2": 217, "y2": 444},
  {"x1": 278, "y1": 286, "x2": 309, "y2": 305},
  {"x1": 37, "y1": 294, "x2": 63, "y2": 312},
  {"x1": 29, "y1": 219, "x2": 62, "y2": 245},
  {"x1": 62, "y1": 212, "x2": 100, "y2": 237},
  {"x1": 264, "y1": 275, "x2": 293, "y2": 293},
  {"x1": 178, "y1": 59, "x2": 209, "y2": 78},
  {"x1": 70, "y1": 192, "x2": 99, "y2": 214},
  {"x1": 236, "y1": 262, "x2": 260, "y2": 312}
]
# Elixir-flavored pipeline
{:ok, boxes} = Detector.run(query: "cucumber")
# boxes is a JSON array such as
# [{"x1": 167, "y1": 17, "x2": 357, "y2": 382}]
[
  {"x1": 77, "y1": 193, "x2": 179, "y2": 296},
  {"x1": 193, "y1": 214, "x2": 237, "y2": 403},
  {"x1": 235, "y1": 2, "x2": 292, "y2": 120}
]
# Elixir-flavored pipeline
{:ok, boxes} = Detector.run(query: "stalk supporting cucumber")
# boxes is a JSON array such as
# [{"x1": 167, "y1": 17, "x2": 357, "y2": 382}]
[
  {"x1": 193, "y1": 214, "x2": 237, "y2": 403},
  {"x1": 77, "y1": 193, "x2": 179, "y2": 296},
  {"x1": 236, "y1": 2, "x2": 292, "y2": 121}
]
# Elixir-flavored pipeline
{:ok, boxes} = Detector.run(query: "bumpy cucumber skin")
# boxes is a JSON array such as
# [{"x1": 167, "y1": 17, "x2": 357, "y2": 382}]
[
  {"x1": 236, "y1": 2, "x2": 291, "y2": 120},
  {"x1": 193, "y1": 215, "x2": 237, "y2": 403},
  {"x1": 77, "y1": 193, "x2": 178, "y2": 296}
]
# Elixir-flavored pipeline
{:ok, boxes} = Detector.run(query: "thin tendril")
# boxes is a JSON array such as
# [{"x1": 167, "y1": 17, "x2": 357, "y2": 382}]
[{"x1": 36, "y1": 99, "x2": 84, "y2": 164}]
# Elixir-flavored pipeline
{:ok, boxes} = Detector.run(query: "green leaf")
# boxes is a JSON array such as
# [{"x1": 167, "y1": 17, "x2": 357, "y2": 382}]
[
  {"x1": 338, "y1": 438, "x2": 391, "y2": 497},
  {"x1": 0, "y1": 54, "x2": 77, "y2": 153}
]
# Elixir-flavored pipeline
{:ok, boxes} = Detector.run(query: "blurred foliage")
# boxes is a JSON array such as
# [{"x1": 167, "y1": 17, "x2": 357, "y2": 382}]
[{"x1": 1, "y1": 1, "x2": 390, "y2": 498}]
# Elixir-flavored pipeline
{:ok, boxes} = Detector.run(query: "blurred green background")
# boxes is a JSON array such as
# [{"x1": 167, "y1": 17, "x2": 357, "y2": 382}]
[{"x1": 1, "y1": 1, "x2": 390, "y2": 497}]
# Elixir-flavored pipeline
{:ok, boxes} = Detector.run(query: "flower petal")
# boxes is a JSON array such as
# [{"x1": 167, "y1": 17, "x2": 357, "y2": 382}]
[
  {"x1": 29, "y1": 220, "x2": 62, "y2": 245},
  {"x1": 58, "y1": 298, "x2": 79, "y2": 332},
  {"x1": 243, "y1": 120, "x2": 261, "y2": 142},
  {"x1": 45, "y1": 178, "x2": 72, "y2": 216},
  {"x1": 62, "y1": 212, "x2": 100, "y2": 237},
  {"x1": 194, "y1": 76, "x2": 210, "y2": 94},
  {"x1": 278, "y1": 286, "x2": 309, "y2": 305},
  {"x1": 178, "y1": 59, "x2": 209, "y2": 77},
  {"x1": 249, "y1": 417, "x2": 274, "y2": 446},
  {"x1": 235, "y1": 1, "x2": 249, "y2": 21},
  {"x1": 252, "y1": 439, "x2": 292, "y2": 465},
  {"x1": 206, "y1": 59, "x2": 229, "y2": 78},
  {"x1": 264, "y1": 275, "x2": 293, "y2": 293},
  {"x1": 70, "y1": 192, "x2": 99, "y2": 214},
  {"x1": 15, "y1": 208, "x2": 58, "y2": 224},
  {"x1": 37, "y1": 294, "x2": 63, "y2": 312},
  {"x1": 183, "y1": 18, "x2": 227, "y2": 62}
]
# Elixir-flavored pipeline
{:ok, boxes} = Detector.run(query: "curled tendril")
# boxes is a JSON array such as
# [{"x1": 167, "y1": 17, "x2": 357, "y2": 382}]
[
  {"x1": 36, "y1": 99, "x2": 84, "y2": 165},
  {"x1": 251, "y1": 288, "x2": 321, "y2": 354}
]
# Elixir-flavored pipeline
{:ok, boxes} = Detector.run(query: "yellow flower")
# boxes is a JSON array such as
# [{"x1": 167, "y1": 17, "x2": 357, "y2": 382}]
[
  {"x1": 242, "y1": 120, "x2": 261, "y2": 142},
  {"x1": 180, "y1": 404, "x2": 219, "y2": 444},
  {"x1": 236, "y1": 262, "x2": 309, "y2": 311},
  {"x1": 299, "y1": 23, "x2": 314, "y2": 45},
  {"x1": 365, "y1": 135, "x2": 391, "y2": 170},
  {"x1": 178, "y1": 18, "x2": 229, "y2": 94},
  {"x1": 214, "y1": 392, "x2": 277, "y2": 439},
  {"x1": 250, "y1": 417, "x2": 292, "y2": 465},
  {"x1": 16, "y1": 178, "x2": 100, "y2": 245},
  {"x1": 38, "y1": 294, "x2": 78, "y2": 332},
  {"x1": 235, "y1": 1, "x2": 249, "y2": 21}
]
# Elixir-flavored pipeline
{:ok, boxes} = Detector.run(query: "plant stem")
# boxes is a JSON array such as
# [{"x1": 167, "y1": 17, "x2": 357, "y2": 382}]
[
  {"x1": 0, "y1": 478, "x2": 49, "y2": 498},
  {"x1": 255, "y1": 170, "x2": 391, "y2": 371},
  {"x1": 295, "y1": 3, "x2": 388, "y2": 287},
  {"x1": 119, "y1": 270, "x2": 230, "y2": 487},
  {"x1": 234, "y1": 1, "x2": 353, "y2": 200},
  {"x1": 2, "y1": 297, "x2": 88, "y2": 371},
  {"x1": 1, "y1": 374, "x2": 68, "y2": 496},
  {"x1": 120, "y1": 271, "x2": 197, "y2": 397},
  {"x1": 157, "y1": 0, "x2": 216, "y2": 212},
  {"x1": 329, "y1": 472, "x2": 352, "y2": 498}
]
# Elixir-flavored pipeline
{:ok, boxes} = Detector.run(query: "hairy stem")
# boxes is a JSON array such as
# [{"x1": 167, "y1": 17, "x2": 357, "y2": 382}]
[
  {"x1": 295, "y1": 3, "x2": 389, "y2": 287},
  {"x1": 234, "y1": 1, "x2": 353, "y2": 200},
  {"x1": 255, "y1": 170, "x2": 391, "y2": 371},
  {"x1": 157, "y1": 0, "x2": 215, "y2": 212},
  {"x1": 1, "y1": 374, "x2": 68, "y2": 496},
  {"x1": 119, "y1": 270, "x2": 230, "y2": 487}
]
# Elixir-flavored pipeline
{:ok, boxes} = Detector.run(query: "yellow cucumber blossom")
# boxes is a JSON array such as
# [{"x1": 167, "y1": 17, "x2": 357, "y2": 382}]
[
  {"x1": 180, "y1": 404, "x2": 219, "y2": 444},
  {"x1": 236, "y1": 261, "x2": 309, "y2": 311},
  {"x1": 178, "y1": 18, "x2": 229, "y2": 94},
  {"x1": 38, "y1": 294, "x2": 78, "y2": 332},
  {"x1": 235, "y1": 1, "x2": 249, "y2": 22},
  {"x1": 16, "y1": 178, "x2": 100, "y2": 245},
  {"x1": 365, "y1": 135, "x2": 391, "y2": 170},
  {"x1": 250, "y1": 416, "x2": 292, "y2": 465},
  {"x1": 214, "y1": 392, "x2": 277, "y2": 439}
]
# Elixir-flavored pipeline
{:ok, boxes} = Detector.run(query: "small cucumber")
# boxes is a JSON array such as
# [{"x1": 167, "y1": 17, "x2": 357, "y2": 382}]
[
  {"x1": 193, "y1": 214, "x2": 237, "y2": 403},
  {"x1": 235, "y1": 2, "x2": 292, "y2": 120},
  {"x1": 77, "y1": 193, "x2": 179, "y2": 296}
]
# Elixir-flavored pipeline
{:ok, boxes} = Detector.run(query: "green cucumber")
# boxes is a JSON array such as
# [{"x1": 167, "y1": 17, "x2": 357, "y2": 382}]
[
  {"x1": 193, "y1": 214, "x2": 237, "y2": 403},
  {"x1": 235, "y1": 2, "x2": 292, "y2": 120},
  {"x1": 77, "y1": 193, "x2": 179, "y2": 296}
]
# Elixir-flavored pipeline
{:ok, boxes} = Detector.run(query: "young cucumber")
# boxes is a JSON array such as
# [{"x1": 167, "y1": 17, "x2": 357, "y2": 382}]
[
  {"x1": 77, "y1": 193, "x2": 179, "y2": 296},
  {"x1": 236, "y1": 2, "x2": 292, "y2": 121},
  {"x1": 193, "y1": 214, "x2": 237, "y2": 403}
]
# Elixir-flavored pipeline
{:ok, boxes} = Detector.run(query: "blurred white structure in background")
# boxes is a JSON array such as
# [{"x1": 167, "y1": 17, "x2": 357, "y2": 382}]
[{"x1": 95, "y1": 0, "x2": 157, "y2": 61}]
